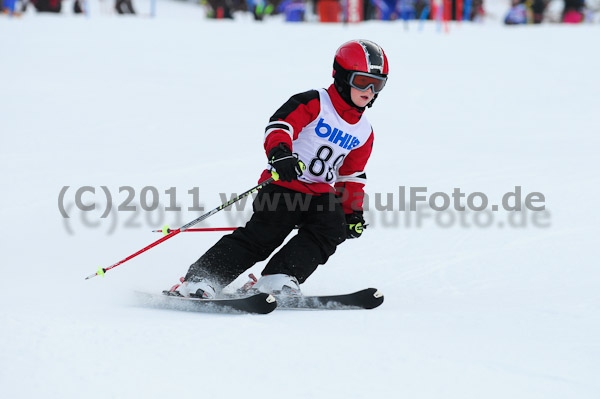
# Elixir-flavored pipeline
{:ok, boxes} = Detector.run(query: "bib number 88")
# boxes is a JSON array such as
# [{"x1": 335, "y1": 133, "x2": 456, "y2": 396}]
[{"x1": 308, "y1": 145, "x2": 345, "y2": 182}]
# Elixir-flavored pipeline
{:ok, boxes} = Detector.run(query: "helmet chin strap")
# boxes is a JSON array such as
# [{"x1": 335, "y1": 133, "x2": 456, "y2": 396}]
[{"x1": 367, "y1": 93, "x2": 378, "y2": 108}]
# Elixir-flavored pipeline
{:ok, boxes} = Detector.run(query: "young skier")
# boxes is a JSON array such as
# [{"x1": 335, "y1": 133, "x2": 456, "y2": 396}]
[{"x1": 168, "y1": 39, "x2": 389, "y2": 299}]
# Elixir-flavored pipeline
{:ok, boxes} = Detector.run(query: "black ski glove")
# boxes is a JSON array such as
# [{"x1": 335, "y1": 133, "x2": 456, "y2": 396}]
[
  {"x1": 268, "y1": 143, "x2": 304, "y2": 182},
  {"x1": 345, "y1": 211, "x2": 366, "y2": 239}
]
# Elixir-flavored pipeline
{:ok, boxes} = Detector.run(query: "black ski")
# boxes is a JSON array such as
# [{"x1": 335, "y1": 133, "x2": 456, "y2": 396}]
[
  {"x1": 275, "y1": 288, "x2": 384, "y2": 310},
  {"x1": 135, "y1": 291, "x2": 277, "y2": 314}
]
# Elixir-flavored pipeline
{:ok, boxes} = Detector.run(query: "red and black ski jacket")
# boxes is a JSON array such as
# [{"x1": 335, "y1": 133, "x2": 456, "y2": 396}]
[{"x1": 259, "y1": 84, "x2": 374, "y2": 214}]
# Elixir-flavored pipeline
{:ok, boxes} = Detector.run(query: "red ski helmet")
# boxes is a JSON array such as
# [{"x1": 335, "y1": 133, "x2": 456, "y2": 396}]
[
  {"x1": 333, "y1": 40, "x2": 389, "y2": 77},
  {"x1": 332, "y1": 40, "x2": 389, "y2": 108}
]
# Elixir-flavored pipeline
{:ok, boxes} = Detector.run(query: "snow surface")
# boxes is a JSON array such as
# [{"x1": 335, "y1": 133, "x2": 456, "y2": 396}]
[{"x1": 1, "y1": 2, "x2": 599, "y2": 398}]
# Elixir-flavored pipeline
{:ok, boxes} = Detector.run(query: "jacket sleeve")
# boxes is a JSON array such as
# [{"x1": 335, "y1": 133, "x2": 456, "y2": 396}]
[
  {"x1": 334, "y1": 130, "x2": 374, "y2": 214},
  {"x1": 264, "y1": 90, "x2": 321, "y2": 155}
]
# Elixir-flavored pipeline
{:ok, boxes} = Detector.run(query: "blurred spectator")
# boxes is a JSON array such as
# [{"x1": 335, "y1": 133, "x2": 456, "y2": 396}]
[
  {"x1": 504, "y1": 0, "x2": 548, "y2": 24},
  {"x1": 204, "y1": 0, "x2": 233, "y2": 18},
  {"x1": 1, "y1": 0, "x2": 23, "y2": 14},
  {"x1": 413, "y1": 0, "x2": 427, "y2": 19},
  {"x1": 278, "y1": 0, "x2": 305, "y2": 21},
  {"x1": 30, "y1": 0, "x2": 62, "y2": 12},
  {"x1": 460, "y1": 0, "x2": 486, "y2": 21},
  {"x1": 504, "y1": 0, "x2": 528, "y2": 23},
  {"x1": 202, "y1": 0, "x2": 282, "y2": 20},
  {"x1": 448, "y1": 0, "x2": 486, "y2": 20},
  {"x1": 477, "y1": 0, "x2": 486, "y2": 19},
  {"x1": 562, "y1": 0, "x2": 585, "y2": 22},
  {"x1": 116, "y1": 0, "x2": 135, "y2": 14},
  {"x1": 248, "y1": 0, "x2": 279, "y2": 20},
  {"x1": 371, "y1": 0, "x2": 398, "y2": 20},
  {"x1": 204, "y1": 0, "x2": 246, "y2": 18},
  {"x1": 531, "y1": 0, "x2": 548, "y2": 22}
]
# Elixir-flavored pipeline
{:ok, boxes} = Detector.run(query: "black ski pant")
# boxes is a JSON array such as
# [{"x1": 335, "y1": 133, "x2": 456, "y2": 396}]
[{"x1": 185, "y1": 184, "x2": 347, "y2": 287}]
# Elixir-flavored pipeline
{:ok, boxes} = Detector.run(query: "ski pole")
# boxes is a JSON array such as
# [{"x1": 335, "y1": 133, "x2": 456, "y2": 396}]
[
  {"x1": 152, "y1": 226, "x2": 238, "y2": 234},
  {"x1": 153, "y1": 225, "x2": 302, "y2": 235},
  {"x1": 85, "y1": 174, "x2": 278, "y2": 280}
]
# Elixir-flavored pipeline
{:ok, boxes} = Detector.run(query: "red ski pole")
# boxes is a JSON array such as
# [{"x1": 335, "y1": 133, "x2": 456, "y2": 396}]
[{"x1": 85, "y1": 175, "x2": 278, "y2": 280}]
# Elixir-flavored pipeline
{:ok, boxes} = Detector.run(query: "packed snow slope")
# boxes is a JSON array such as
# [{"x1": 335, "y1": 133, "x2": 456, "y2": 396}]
[{"x1": 1, "y1": 2, "x2": 599, "y2": 398}]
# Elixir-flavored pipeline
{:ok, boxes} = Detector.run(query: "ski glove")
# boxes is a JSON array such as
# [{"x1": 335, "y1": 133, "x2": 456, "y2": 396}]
[
  {"x1": 345, "y1": 211, "x2": 366, "y2": 239},
  {"x1": 268, "y1": 143, "x2": 304, "y2": 182}
]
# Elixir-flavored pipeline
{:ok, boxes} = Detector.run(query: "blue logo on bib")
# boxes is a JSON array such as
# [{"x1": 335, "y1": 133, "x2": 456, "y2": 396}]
[{"x1": 315, "y1": 118, "x2": 360, "y2": 150}]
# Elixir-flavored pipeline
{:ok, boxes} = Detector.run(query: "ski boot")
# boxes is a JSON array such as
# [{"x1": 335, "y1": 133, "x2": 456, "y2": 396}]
[
  {"x1": 253, "y1": 274, "x2": 301, "y2": 296},
  {"x1": 164, "y1": 277, "x2": 217, "y2": 299}
]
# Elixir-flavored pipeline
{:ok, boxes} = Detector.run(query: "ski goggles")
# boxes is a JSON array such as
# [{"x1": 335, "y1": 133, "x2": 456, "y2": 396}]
[{"x1": 348, "y1": 72, "x2": 387, "y2": 94}]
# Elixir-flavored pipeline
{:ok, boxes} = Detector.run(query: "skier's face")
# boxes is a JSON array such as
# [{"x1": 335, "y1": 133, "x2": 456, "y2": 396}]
[{"x1": 350, "y1": 86, "x2": 375, "y2": 108}]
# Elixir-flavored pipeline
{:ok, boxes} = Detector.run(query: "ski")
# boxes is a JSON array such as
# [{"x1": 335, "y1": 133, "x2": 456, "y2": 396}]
[
  {"x1": 275, "y1": 288, "x2": 384, "y2": 310},
  {"x1": 135, "y1": 291, "x2": 277, "y2": 314}
]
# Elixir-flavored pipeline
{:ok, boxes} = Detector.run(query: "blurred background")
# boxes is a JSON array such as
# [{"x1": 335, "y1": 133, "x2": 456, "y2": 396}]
[{"x1": 1, "y1": 0, "x2": 599, "y2": 24}]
